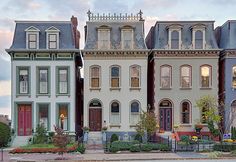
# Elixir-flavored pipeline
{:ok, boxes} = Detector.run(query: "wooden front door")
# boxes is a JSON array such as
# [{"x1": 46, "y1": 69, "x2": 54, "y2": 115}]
[
  {"x1": 89, "y1": 108, "x2": 102, "y2": 131},
  {"x1": 159, "y1": 108, "x2": 172, "y2": 131},
  {"x1": 18, "y1": 104, "x2": 32, "y2": 136}
]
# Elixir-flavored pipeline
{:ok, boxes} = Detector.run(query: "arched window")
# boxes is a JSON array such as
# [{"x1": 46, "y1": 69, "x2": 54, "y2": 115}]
[
  {"x1": 200, "y1": 65, "x2": 211, "y2": 88},
  {"x1": 180, "y1": 65, "x2": 191, "y2": 88},
  {"x1": 110, "y1": 66, "x2": 120, "y2": 88},
  {"x1": 181, "y1": 101, "x2": 191, "y2": 124},
  {"x1": 171, "y1": 30, "x2": 179, "y2": 49},
  {"x1": 130, "y1": 65, "x2": 140, "y2": 88},
  {"x1": 130, "y1": 101, "x2": 140, "y2": 125},
  {"x1": 110, "y1": 101, "x2": 120, "y2": 124},
  {"x1": 90, "y1": 66, "x2": 100, "y2": 88},
  {"x1": 232, "y1": 66, "x2": 236, "y2": 88},
  {"x1": 195, "y1": 30, "x2": 203, "y2": 49},
  {"x1": 160, "y1": 65, "x2": 171, "y2": 88}
]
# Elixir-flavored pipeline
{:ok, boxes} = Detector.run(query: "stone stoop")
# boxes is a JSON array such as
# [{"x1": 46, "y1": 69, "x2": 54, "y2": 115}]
[
  {"x1": 11, "y1": 136, "x2": 32, "y2": 147},
  {"x1": 86, "y1": 132, "x2": 103, "y2": 150}
]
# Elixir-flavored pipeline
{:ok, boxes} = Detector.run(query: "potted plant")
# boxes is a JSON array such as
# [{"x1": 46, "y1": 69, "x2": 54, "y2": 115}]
[
  {"x1": 102, "y1": 126, "x2": 108, "y2": 132},
  {"x1": 82, "y1": 126, "x2": 90, "y2": 133},
  {"x1": 195, "y1": 123, "x2": 204, "y2": 134},
  {"x1": 173, "y1": 124, "x2": 179, "y2": 133}
]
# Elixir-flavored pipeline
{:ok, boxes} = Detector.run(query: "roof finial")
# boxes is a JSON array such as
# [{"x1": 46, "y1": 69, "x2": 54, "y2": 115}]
[
  {"x1": 87, "y1": 10, "x2": 91, "y2": 21},
  {"x1": 138, "y1": 9, "x2": 143, "y2": 20}
]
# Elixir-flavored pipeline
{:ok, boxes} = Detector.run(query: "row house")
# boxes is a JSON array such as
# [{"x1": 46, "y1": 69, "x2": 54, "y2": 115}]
[
  {"x1": 82, "y1": 11, "x2": 148, "y2": 137},
  {"x1": 146, "y1": 21, "x2": 220, "y2": 136},
  {"x1": 6, "y1": 17, "x2": 82, "y2": 146}
]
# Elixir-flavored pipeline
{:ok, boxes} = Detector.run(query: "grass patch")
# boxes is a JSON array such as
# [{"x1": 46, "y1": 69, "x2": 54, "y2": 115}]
[{"x1": 20, "y1": 143, "x2": 74, "y2": 149}]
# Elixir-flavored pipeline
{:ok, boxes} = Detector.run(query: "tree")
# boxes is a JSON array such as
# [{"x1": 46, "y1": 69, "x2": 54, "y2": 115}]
[
  {"x1": 33, "y1": 124, "x2": 47, "y2": 144},
  {"x1": 53, "y1": 125, "x2": 70, "y2": 158},
  {"x1": 0, "y1": 122, "x2": 11, "y2": 147},
  {"x1": 196, "y1": 95, "x2": 222, "y2": 139},
  {"x1": 135, "y1": 110, "x2": 157, "y2": 141}
]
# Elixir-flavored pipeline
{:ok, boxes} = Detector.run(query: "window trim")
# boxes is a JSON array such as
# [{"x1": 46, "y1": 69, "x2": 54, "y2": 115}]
[
  {"x1": 97, "y1": 28, "x2": 111, "y2": 50},
  {"x1": 25, "y1": 26, "x2": 40, "y2": 49},
  {"x1": 200, "y1": 64, "x2": 212, "y2": 88},
  {"x1": 121, "y1": 28, "x2": 134, "y2": 49},
  {"x1": 46, "y1": 26, "x2": 60, "y2": 49},
  {"x1": 110, "y1": 65, "x2": 121, "y2": 89},
  {"x1": 191, "y1": 24, "x2": 206, "y2": 49},
  {"x1": 130, "y1": 100, "x2": 141, "y2": 125},
  {"x1": 56, "y1": 66, "x2": 70, "y2": 96},
  {"x1": 36, "y1": 103, "x2": 51, "y2": 131},
  {"x1": 167, "y1": 25, "x2": 182, "y2": 49},
  {"x1": 36, "y1": 66, "x2": 50, "y2": 96},
  {"x1": 180, "y1": 100, "x2": 192, "y2": 124},
  {"x1": 90, "y1": 65, "x2": 101, "y2": 89},
  {"x1": 56, "y1": 103, "x2": 70, "y2": 131},
  {"x1": 160, "y1": 65, "x2": 172, "y2": 89},
  {"x1": 16, "y1": 66, "x2": 31, "y2": 96},
  {"x1": 130, "y1": 65, "x2": 141, "y2": 89},
  {"x1": 180, "y1": 65, "x2": 192, "y2": 88},
  {"x1": 110, "y1": 100, "x2": 121, "y2": 125}
]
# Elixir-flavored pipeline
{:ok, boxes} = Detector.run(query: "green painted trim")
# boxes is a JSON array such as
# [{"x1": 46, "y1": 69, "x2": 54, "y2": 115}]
[
  {"x1": 16, "y1": 66, "x2": 31, "y2": 96},
  {"x1": 36, "y1": 103, "x2": 51, "y2": 131},
  {"x1": 14, "y1": 101, "x2": 34, "y2": 136},
  {"x1": 56, "y1": 103, "x2": 70, "y2": 131},
  {"x1": 36, "y1": 66, "x2": 51, "y2": 95},
  {"x1": 55, "y1": 53, "x2": 74, "y2": 60},
  {"x1": 55, "y1": 66, "x2": 70, "y2": 96}
]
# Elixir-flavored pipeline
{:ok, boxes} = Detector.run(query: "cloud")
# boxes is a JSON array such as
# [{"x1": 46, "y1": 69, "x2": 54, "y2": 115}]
[
  {"x1": 0, "y1": 81, "x2": 11, "y2": 96},
  {"x1": 0, "y1": 29, "x2": 13, "y2": 56}
]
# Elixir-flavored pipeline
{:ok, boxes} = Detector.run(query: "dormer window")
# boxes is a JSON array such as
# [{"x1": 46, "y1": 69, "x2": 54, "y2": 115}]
[
  {"x1": 121, "y1": 26, "x2": 134, "y2": 49},
  {"x1": 167, "y1": 24, "x2": 182, "y2": 49},
  {"x1": 97, "y1": 25, "x2": 111, "y2": 50},
  {"x1": 46, "y1": 26, "x2": 60, "y2": 49},
  {"x1": 25, "y1": 26, "x2": 40, "y2": 49},
  {"x1": 191, "y1": 24, "x2": 206, "y2": 49}
]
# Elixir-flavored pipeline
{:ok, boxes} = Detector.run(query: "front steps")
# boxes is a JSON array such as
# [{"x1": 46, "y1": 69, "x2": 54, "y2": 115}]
[
  {"x1": 86, "y1": 132, "x2": 103, "y2": 150},
  {"x1": 11, "y1": 136, "x2": 31, "y2": 147}
]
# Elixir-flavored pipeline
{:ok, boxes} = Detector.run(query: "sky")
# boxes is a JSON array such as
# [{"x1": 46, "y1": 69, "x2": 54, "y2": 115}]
[{"x1": 0, "y1": 0, "x2": 236, "y2": 118}]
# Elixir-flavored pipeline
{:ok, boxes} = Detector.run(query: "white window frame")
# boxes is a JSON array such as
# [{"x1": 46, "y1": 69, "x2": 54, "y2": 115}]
[
  {"x1": 232, "y1": 66, "x2": 236, "y2": 89},
  {"x1": 110, "y1": 65, "x2": 121, "y2": 88},
  {"x1": 19, "y1": 68, "x2": 29, "y2": 94},
  {"x1": 130, "y1": 65, "x2": 141, "y2": 88},
  {"x1": 200, "y1": 65, "x2": 212, "y2": 88},
  {"x1": 110, "y1": 101, "x2": 121, "y2": 125},
  {"x1": 58, "y1": 68, "x2": 68, "y2": 94},
  {"x1": 45, "y1": 26, "x2": 60, "y2": 49},
  {"x1": 181, "y1": 100, "x2": 191, "y2": 124},
  {"x1": 25, "y1": 26, "x2": 40, "y2": 49},
  {"x1": 121, "y1": 28, "x2": 134, "y2": 49},
  {"x1": 180, "y1": 65, "x2": 192, "y2": 88},
  {"x1": 191, "y1": 24, "x2": 206, "y2": 49},
  {"x1": 167, "y1": 25, "x2": 182, "y2": 49},
  {"x1": 98, "y1": 29, "x2": 110, "y2": 50},
  {"x1": 90, "y1": 65, "x2": 101, "y2": 88},
  {"x1": 130, "y1": 101, "x2": 140, "y2": 125},
  {"x1": 160, "y1": 65, "x2": 172, "y2": 88},
  {"x1": 39, "y1": 68, "x2": 48, "y2": 94}
]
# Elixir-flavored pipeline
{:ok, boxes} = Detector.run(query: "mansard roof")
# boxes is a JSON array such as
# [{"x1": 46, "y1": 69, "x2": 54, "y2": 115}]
[
  {"x1": 10, "y1": 21, "x2": 75, "y2": 50},
  {"x1": 146, "y1": 21, "x2": 219, "y2": 50},
  {"x1": 217, "y1": 20, "x2": 236, "y2": 49},
  {"x1": 84, "y1": 11, "x2": 147, "y2": 50}
]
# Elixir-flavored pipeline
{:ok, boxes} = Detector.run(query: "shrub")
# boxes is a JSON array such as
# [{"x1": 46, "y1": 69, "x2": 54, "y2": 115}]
[
  {"x1": 159, "y1": 144, "x2": 171, "y2": 151},
  {"x1": 111, "y1": 140, "x2": 139, "y2": 151},
  {"x1": 53, "y1": 126, "x2": 70, "y2": 156},
  {"x1": 110, "y1": 146, "x2": 120, "y2": 153},
  {"x1": 213, "y1": 143, "x2": 236, "y2": 152},
  {"x1": 110, "y1": 134, "x2": 119, "y2": 143},
  {"x1": 0, "y1": 122, "x2": 11, "y2": 147},
  {"x1": 180, "y1": 135, "x2": 190, "y2": 144},
  {"x1": 134, "y1": 134, "x2": 143, "y2": 143},
  {"x1": 130, "y1": 145, "x2": 140, "y2": 152},
  {"x1": 208, "y1": 151, "x2": 222, "y2": 158},
  {"x1": 77, "y1": 144, "x2": 86, "y2": 154},
  {"x1": 147, "y1": 143, "x2": 160, "y2": 150},
  {"x1": 141, "y1": 143, "x2": 152, "y2": 152},
  {"x1": 33, "y1": 124, "x2": 47, "y2": 144},
  {"x1": 231, "y1": 127, "x2": 236, "y2": 140}
]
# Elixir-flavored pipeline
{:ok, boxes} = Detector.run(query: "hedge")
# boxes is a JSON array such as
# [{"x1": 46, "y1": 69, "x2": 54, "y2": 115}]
[
  {"x1": 213, "y1": 143, "x2": 236, "y2": 152},
  {"x1": 111, "y1": 140, "x2": 139, "y2": 151}
]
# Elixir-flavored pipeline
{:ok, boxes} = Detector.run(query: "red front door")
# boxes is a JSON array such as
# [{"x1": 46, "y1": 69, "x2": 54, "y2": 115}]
[
  {"x1": 18, "y1": 104, "x2": 32, "y2": 136},
  {"x1": 89, "y1": 108, "x2": 102, "y2": 131},
  {"x1": 159, "y1": 108, "x2": 172, "y2": 131}
]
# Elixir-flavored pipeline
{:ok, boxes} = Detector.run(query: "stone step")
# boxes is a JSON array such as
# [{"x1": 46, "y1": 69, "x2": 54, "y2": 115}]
[{"x1": 11, "y1": 136, "x2": 32, "y2": 147}]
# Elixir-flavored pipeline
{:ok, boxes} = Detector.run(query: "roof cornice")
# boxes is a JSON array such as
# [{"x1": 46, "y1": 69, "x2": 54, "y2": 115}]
[
  {"x1": 5, "y1": 49, "x2": 80, "y2": 53},
  {"x1": 15, "y1": 21, "x2": 71, "y2": 24}
]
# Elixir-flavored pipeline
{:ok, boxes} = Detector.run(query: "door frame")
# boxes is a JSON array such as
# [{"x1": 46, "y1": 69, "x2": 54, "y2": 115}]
[
  {"x1": 158, "y1": 99, "x2": 173, "y2": 132},
  {"x1": 159, "y1": 108, "x2": 172, "y2": 131},
  {"x1": 89, "y1": 107, "x2": 102, "y2": 131},
  {"x1": 87, "y1": 99, "x2": 103, "y2": 131},
  {"x1": 15, "y1": 102, "x2": 34, "y2": 136}
]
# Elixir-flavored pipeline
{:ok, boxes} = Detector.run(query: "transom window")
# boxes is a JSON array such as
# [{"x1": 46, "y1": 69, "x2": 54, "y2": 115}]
[
  {"x1": 181, "y1": 101, "x2": 191, "y2": 124},
  {"x1": 130, "y1": 101, "x2": 140, "y2": 125},
  {"x1": 200, "y1": 65, "x2": 211, "y2": 88},
  {"x1": 130, "y1": 65, "x2": 140, "y2": 88},
  {"x1": 171, "y1": 30, "x2": 179, "y2": 49},
  {"x1": 160, "y1": 65, "x2": 171, "y2": 88},
  {"x1": 48, "y1": 34, "x2": 57, "y2": 49},
  {"x1": 180, "y1": 66, "x2": 191, "y2": 88},
  {"x1": 98, "y1": 30, "x2": 110, "y2": 49},
  {"x1": 110, "y1": 66, "x2": 120, "y2": 88},
  {"x1": 19, "y1": 68, "x2": 29, "y2": 94},
  {"x1": 122, "y1": 29, "x2": 133, "y2": 49},
  {"x1": 28, "y1": 34, "x2": 37, "y2": 49},
  {"x1": 110, "y1": 101, "x2": 120, "y2": 124},
  {"x1": 195, "y1": 30, "x2": 203, "y2": 49},
  {"x1": 58, "y1": 68, "x2": 68, "y2": 94},
  {"x1": 232, "y1": 66, "x2": 236, "y2": 88},
  {"x1": 90, "y1": 66, "x2": 100, "y2": 88}
]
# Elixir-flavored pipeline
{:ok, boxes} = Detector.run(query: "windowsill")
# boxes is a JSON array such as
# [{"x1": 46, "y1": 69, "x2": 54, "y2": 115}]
[
  {"x1": 90, "y1": 87, "x2": 101, "y2": 91},
  {"x1": 130, "y1": 125, "x2": 137, "y2": 128},
  {"x1": 109, "y1": 125, "x2": 121, "y2": 128},
  {"x1": 36, "y1": 94, "x2": 51, "y2": 97},
  {"x1": 200, "y1": 87, "x2": 212, "y2": 90},
  {"x1": 129, "y1": 87, "x2": 141, "y2": 91},
  {"x1": 160, "y1": 87, "x2": 172, "y2": 90},
  {"x1": 110, "y1": 87, "x2": 121, "y2": 91},
  {"x1": 179, "y1": 87, "x2": 192, "y2": 90},
  {"x1": 179, "y1": 124, "x2": 192, "y2": 127},
  {"x1": 16, "y1": 94, "x2": 31, "y2": 98},
  {"x1": 56, "y1": 94, "x2": 70, "y2": 97}
]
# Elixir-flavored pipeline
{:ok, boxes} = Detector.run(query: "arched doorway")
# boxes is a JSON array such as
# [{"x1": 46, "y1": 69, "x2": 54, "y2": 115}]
[
  {"x1": 159, "y1": 100, "x2": 172, "y2": 131},
  {"x1": 89, "y1": 100, "x2": 102, "y2": 131}
]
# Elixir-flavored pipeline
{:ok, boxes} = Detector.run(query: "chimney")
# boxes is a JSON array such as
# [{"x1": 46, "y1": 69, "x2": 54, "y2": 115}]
[{"x1": 71, "y1": 15, "x2": 80, "y2": 49}]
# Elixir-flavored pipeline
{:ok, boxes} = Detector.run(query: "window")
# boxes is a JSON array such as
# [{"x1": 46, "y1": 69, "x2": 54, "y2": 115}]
[
  {"x1": 58, "y1": 104, "x2": 69, "y2": 130},
  {"x1": 180, "y1": 66, "x2": 191, "y2": 88},
  {"x1": 19, "y1": 69, "x2": 29, "y2": 94},
  {"x1": 58, "y1": 68, "x2": 68, "y2": 94},
  {"x1": 110, "y1": 101, "x2": 120, "y2": 125},
  {"x1": 200, "y1": 65, "x2": 211, "y2": 88},
  {"x1": 231, "y1": 100, "x2": 236, "y2": 126},
  {"x1": 130, "y1": 65, "x2": 140, "y2": 88},
  {"x1": 38, "y1": 68, "x2": 48, "y2": 94},
  {"x1": 232, "y1": 66, "x2": 236, "y2": 88},
  {"x1": 171, "y1": 30, "x2": 179, "y2": 49},
  {"x1": 201, "y1": 106, "x2": 208, "y2": 124},
  {"x1": 160, "y1": 65, "x2": 171, "y2": 88},
  {"x1": 28, "y1": 34, "x2": 37, "y2": 49},
  {"x1": 38, "y1": 104, "x2": 49, "y2": 130},
  {"x1": 98, "y1": 30, "x2": 110, "y2": 49},
  {"x1": 181, "y1": 101, "x2": 190, "y2": 124},
  {"x1": 48, "y1": 34, "x2": 57, "y2": 49},
  {"x1": 111, "y1": 66, "x2": 120, "y2": 88},
  {"x1": 90, "y1": 66, "x2": 100, "y2": 88},
  {"x1": 195, "y1": 30, "x2": 203, "y2": 49},
  {"x1": 130, "y1": 101, "x2": 140, "y2": 125},
  {"x1": 122, "y1": 29, "x2": 133, "y2": 49}
]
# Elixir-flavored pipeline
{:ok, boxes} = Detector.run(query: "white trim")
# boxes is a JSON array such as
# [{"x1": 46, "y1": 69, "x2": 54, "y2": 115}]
[
  {"x1": 191, "y1": 25, "x2": 206, "y2": 49},
  {"x1": 121, "y1": 29, "x2": 134, "y2": 49},
  {"x1": 25, "y1": 26, "x2": 40, "y2": 32},
  {"x1": 46, "y1": 26, "x2": 60, "y2": 49},
  {"x1": 168, "y1": 28, "x2": 182, "y2": 49},
  {"x1": 98, "y1": 29, "x2": 110, "y2": 50},
  {"x1": 26, "y1": 32, "x2": 39, "y2": 49}
]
